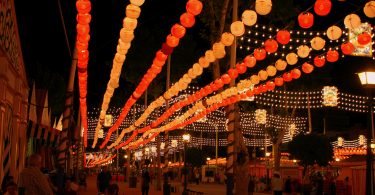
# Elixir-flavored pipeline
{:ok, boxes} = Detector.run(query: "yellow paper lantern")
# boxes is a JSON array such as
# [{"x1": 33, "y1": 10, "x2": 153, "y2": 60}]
[
  {"x1": 297, "y1": 45, "x2": 310, "y2": 58},
  {"x1": 198, "y1": 57, "x2": 210, "y2": 68},
  {"x1": 114, "y1": 53, "x2": 126, "y2": 63},
  {"x1": 123, "y1": 17, "x2": 138, "y2": 30},
  {"x1": 230, "y1": 21, "x2": 245, "y2": 36},
  {"x1": 266, "y1": 65, "x2": 277, "y2": 76},
  {"x1": 258, "y1": 70, "x2": 268, "y2": 81},
  {"x1": 182, "y1": 74, "x2": 192, "y2": 84},
  {"x1": 344, "y1": 14, "x2": 361, "y2": 30},
  {"x1": 326, "y1": 26, "x2": 342, "y2": 41},
  {"x1": 242, "y1": 10, "x2": 257, "y2": 26},
  {"x1": 255, "y1": 0, "x2": 272, "y2": 15},
  {"x1": 250, "y1": 75, "x2": 260, "y2": 85},
  {"x1": 126, "y1": 4, "x2": 141, "y2": 19},
  {"x1": 275, "y1": 59, "x2": 287, "y2": 70},
  {"x1": 221, "y1": 33, "x2": 235, "y2": 46},
  {"x1": 117, "y1": 45, "x2": 128, "y2": 55},
  {"x1": 310, "y1": 37, "x2": 326, "y2": 50},
  {"x1": 364, "y1": 1, "x2": 375, "y2": 18},
  {"x1": 205, "y1": 50, "x2": 216, "y2": 62},
  {"x1": 286, "y1": 53, "x2": 298, "y2": 65},
  {"x1": 130, "y1": 0, "x2": 145, "y2": 6},
  {"x1": 120, "y1": 28, "x2": 135, "y2": 42}
]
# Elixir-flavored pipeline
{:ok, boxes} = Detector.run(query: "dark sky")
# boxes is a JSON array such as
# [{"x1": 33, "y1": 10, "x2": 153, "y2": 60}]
[{"x1": 14, "y1": 0, "x2": 375, "y2": 138}]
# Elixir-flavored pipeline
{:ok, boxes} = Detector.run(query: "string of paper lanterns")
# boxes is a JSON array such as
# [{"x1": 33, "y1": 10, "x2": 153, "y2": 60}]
[
  {"x1": 92, "y1": 0, "x2": 146, "y2": 147},
  {"x1": 108, "y1": 3, "x2": 371, "y2": 149},
  {"x1": 96, "y1": 0, "x2": 204, "y2": 148},
  {"x1": 76, "y1": 0, "x2": 92, "y2": 147}
]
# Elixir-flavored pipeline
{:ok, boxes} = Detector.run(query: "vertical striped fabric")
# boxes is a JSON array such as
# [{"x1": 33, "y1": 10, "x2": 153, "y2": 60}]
[
  {"x1": 26, "y1": 120, "x2": 60, "y2": 148},
  {"x1": 2, "y1": 104, "x2": 13, "y2": 185}
]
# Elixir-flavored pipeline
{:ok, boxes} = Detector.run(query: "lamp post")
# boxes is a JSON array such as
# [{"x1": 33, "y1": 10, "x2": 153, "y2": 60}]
[
  {"x1": 182, "y1": 133, "x2": 191, "y2": 195},
  {"x1": 207, "y1": 157, "x2": 211, "y2": 183},
  {"x1": 357, "y1": 70, "x2": 375, "y2": 195}
]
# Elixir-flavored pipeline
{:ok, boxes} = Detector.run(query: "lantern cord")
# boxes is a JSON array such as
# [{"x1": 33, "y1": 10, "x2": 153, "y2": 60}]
[{"x1": 57, "y1": 0, "x2": 72, "y2": 58}]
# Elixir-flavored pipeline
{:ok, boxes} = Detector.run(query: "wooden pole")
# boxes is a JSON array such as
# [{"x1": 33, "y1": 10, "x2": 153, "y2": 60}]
[
  {"x1": 58, "y1": 47, "x2": 77, "y2": 173},
  {"x1": 226, "y1": 0, "x2": 237, "y2": 194}
]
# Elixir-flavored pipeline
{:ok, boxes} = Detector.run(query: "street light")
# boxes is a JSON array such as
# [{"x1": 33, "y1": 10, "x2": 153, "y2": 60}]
[
  {"x1": 207, "y1": 157, "x2": 211, "y2": 183},
  {"x1": 182, "y1": 133, "x2": 191, "y2": 195},
  {"x1": 357, "y1": 69, "x2": 375, "y2": 195}
]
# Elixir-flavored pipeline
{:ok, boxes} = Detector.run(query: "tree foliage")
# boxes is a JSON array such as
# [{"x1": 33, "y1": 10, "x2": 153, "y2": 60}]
[
  {"x1": 288, "y1": 133, "x2": 333, "y2": 169},
  {"x1": 185, "y1": 147, "x2": 206, "y2": 167}
]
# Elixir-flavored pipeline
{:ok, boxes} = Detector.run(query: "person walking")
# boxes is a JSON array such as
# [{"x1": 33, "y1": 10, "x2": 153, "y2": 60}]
[
  {"x1": 284, "y1": 176, "x2": 292, "y2": 195},
  {"x1": 141, "y1": 170, "x2": 151, "y2": 195},
  {"x1": 271, "y1": 172, "x2": 283, "y2": 195},
  {"x1": 18, "y1": 154, "x2": 54, "y2": 195},
  {"x1": 97, "y1": 166, "x2": 112, "y2": 194}
]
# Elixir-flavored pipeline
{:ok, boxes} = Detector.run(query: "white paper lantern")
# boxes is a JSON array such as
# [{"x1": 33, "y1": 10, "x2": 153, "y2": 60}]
[
  {"x1": 344, "y1": 14, "x2": 361, "y2": 30},
  {"x1": 359, "y1": 135, "x2": 365, "y2": 145},
  {"x1": 230, "y1": 21, "x2": 245, "y2": 36},
  {"x1": 364, "y1": 1, "x2": 375, "y2": 18},
  {"x1": 310, "y1": 37, "x2": 326, "y2": 50},
  {"x1": 130, "y1": 0, "x2": 145, "y2": 6},
  {"x1": 286, "y1": 53, "x2": 298, "y2": 65},
  {"x1": 171, "y1": 140, "x2": 178, "y2": 148},
  {"x1": 98, "y1": 129, "x2": 104, "y2": 139},
  {"x1": 297, "y1": 45, "x2": 310, "y2": 58},
  {"x1": 326, "y1": 26, "x2": 342, "y2": 41},
  {"x1": 242, "y1": 10, "x2": 257, "y2": 26},
  {"x1": 289, "y1": 123, "x2": 296, "y2": 137},
  {"x1": 255, "y1": 0, "x2": 272, "y2": 16},
  {"x1": 337, "y1": 137, "x2": 344, "y2": 147}
]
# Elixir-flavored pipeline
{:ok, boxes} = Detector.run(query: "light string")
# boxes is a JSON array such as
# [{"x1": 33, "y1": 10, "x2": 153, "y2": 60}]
[
  {"x1": 92, "y1": 0, "x2": 146, "y2": 147},
  {"x1": 75, "y1": 0, "x2": 93, "y2": 147},
  {"x1": 97, "y1": 0, "x2": 204, "y2": 148}
]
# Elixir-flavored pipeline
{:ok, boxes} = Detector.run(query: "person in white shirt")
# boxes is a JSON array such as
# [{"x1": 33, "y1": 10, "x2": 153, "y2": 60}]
[{"x1": 271, "y1": 172, "x2": 283, "y2": 195}]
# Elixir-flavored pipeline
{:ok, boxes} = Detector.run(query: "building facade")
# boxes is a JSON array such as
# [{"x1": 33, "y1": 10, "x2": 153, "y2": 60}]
[{"x1": 0, "y1": 0, "x2": 29, "y2": 184}]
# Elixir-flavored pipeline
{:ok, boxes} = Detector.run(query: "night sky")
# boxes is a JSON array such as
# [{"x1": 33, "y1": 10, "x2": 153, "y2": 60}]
[{"x1": 14, "y1": 0, "x2": 375, "y2": 140}]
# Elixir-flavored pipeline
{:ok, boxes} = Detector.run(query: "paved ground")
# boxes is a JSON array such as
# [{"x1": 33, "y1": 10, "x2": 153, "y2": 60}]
[{"x1": 80, "y1": 176, "x2": 270, "y2": 195}]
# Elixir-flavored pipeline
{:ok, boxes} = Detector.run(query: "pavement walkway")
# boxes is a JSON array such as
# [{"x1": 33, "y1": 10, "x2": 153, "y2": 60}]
[{"x1": 79, "y1": 175, "x2": 271, "y2": 195}]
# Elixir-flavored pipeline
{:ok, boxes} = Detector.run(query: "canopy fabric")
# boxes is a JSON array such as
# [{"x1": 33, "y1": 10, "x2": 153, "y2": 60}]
[{"x1": 26, "y1": 120, "x2": 60, "y2": 147}]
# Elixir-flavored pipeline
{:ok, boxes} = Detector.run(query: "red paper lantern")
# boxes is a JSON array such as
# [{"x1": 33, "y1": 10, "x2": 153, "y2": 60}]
[
  {"x1": 214, "y1": 79, "x2": 224, "y2": 88},
  {"x1": 236, "y1": 63, "x2": 247, "y2": 74},
  {"x1": 171, "y1": 24, "x2": 186, "y2": 39},
  {"x1": 276, "y1": 30, "x2": 291, "y2": 45},
  {"x1": 264, "y1": 39, "x2": 278, "y2": 53},
  {"x1": 166, "y1": 34, "x2": 180, "y2": 47},
  {"x1": 78, "y1": 34, "x2": 90, "y2": 43},
  {"x1": 76, "y1": 41, "x2": 88, "y2": 50},
  {"x1": 283, "y1": 72, "x2": 292, "y2": 82},
  {"x1": 341, "y1": 42, "x2": 355, "y2": 55},
  {"x1": 186, "y1": 0, "x2": 203, "y2": 16},
  {"x1": 244, "y1": 55, "x2": 257, "y2": 67},
  {"x1": 228, "y1": 69, "x2": 239, "y2": 79},
  {"x1": 266, "y1": 81, "x2": 275, "y2": 91},
  {"x1": 153, "y1": 59, "x2": 165, "y2": 68},
  {"x1": 180, "y1": 13, "x2": 195, "y2": 28},
  {"x1": 77, "y1": 24, "x2": 90, "y2": 35},
  {"x1": 291, "y1": 69, "x2": 301, "y2": 79},
  {"x1": 77, "y1": 13, "x2": 91, "y2": 24},
  {"x1": 314, "y1": 0, "x2": 332, "y2": 16},
  {"x1": 254, "y1": 48, "x2": 267, "y2": 60},
  {"x1": 259, "y1": 85, "x2": 267, "y2": 93},
  {"x1": 357, "y1": 32, "x2": 372, "y2": 45},
  {"x1": 77, "y1": 61, "x2": 88, "y2": 70},
  {"x1": 156, "y1": 50, "x2": 168, "y2": 61},
  {"x1": 221, "y1": 74, "x2": 231, "y2": 84},
  {"x1": 253, "y1": 87, "x2": 260, "y2": 95},
  {"x1": 76, "y1": 0, "x2": 91, "y2": 13},
  {"x1": 246, "y1": 90, "x2": 254, "y2": 97},
  {"x1": 313, "y1": 56, "x2": 326, "y2": 67},
  {"x1": 275, "y1": 77, "x2": 284, "y2": 87},
  {"x1": 326, "y1": 50, "x2": 339, "y2": 62},
  {"x1": 302, "y1": 62, "x2": 314, "y2": 74},
  {"x1": 161, "y1": 43, "x2": 174, "y2": 55},
  {"x1": 78, "y1": 50, "x2": 89, "y2": 60},
  {"x1": 298, "y1": 12, "x2": 314, "y2": 29}
]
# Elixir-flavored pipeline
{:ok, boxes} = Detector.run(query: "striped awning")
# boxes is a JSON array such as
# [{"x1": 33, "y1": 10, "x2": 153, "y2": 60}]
[{"x1": 26, "y1": 120, "x2": 60, "y2": 147}]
